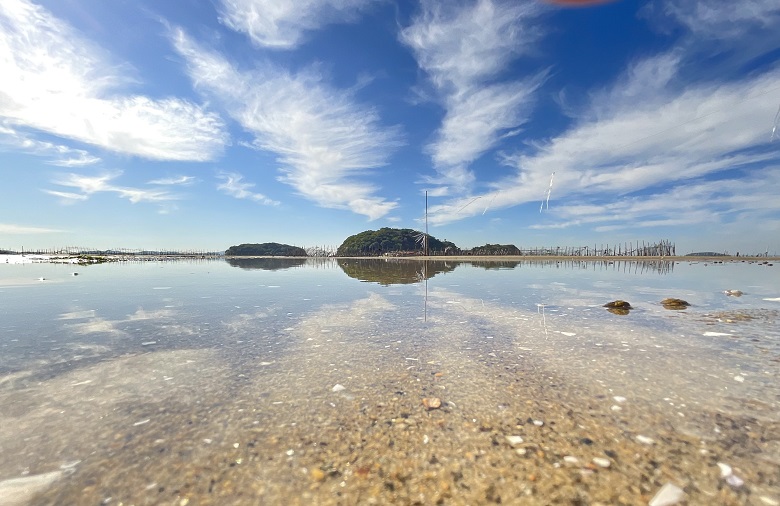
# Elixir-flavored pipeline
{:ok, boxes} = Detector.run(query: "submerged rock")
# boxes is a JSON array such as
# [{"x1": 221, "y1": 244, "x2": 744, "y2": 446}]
[
  {"x1": 661, "y1": 298, "x2": 690, "y2": 310},
  {"x1": 604, "y1": 300, "x2": 632, "y2": 309}
]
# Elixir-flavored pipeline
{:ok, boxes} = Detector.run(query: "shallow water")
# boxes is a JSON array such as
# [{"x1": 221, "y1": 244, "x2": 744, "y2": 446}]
[{"x1": 1, "y1": 258, "x2": 779, "y2": 504}]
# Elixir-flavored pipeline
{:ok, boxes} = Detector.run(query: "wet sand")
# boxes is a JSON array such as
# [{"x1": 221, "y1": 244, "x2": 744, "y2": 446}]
[{"x1": 2, "y1": 290, "x2": 778, "y2": 505}]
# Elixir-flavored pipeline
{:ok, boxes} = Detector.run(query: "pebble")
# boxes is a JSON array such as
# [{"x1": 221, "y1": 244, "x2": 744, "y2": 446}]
[
  {"x1": 611, "y1": 405, "x2": 622, "y2": 411},
  {"x1": 332, "y1": 384, "x2": 346, "y2": 392},
  {"x1": 422, "y1": 397, "x2": 441, "y2": 410},
  {"x1": 592, "y1": 457, "x2": 611, "y2": 468},
  {"x1": 760, "y1": 496, "x2": 780, "y2": 506},
  {"x1": 717, "y1": 462, "x2": 732, "y2": 478},
  {"x1": 613, "y1": 396, "x2": 627, "y2": 403},
  {"x1": 505, "y1": 435, "x2": 524, "y2": 446},
  {"x1": 636, "y1": 435, "x2": 655, "y2": 445},
  {"x1": 532, "y1": 420, "x2": 544, "y2": 427},
  {"x1": 563, "y1": 456, "x2": 579, "y2": 465},
  {"x1": 649, "y1": 482, "x2": 685, "y2": 506},
  {"x1": 734, "y1": 375, "x2": 745, "y2": 383}
]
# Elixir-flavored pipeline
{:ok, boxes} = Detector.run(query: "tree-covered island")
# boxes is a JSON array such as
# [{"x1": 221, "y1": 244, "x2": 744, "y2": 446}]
[
  {"x1": 225, "y1": 243, "x2": 307, "y2": 256},
  {"x1": 336, "y1": 228, "x2": 459, "y2": 257}
]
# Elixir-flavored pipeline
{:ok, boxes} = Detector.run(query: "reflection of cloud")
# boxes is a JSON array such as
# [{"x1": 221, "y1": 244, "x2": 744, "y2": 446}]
[
  {"x1": 68, "y1": 318, "x2": 126, "y2": 336},
  {"x1": 58, "y1": 310, "x2": 96, "y2": 320},
  {"x1": 63, "y1": 307, "x2": 181, "y2": 336}
]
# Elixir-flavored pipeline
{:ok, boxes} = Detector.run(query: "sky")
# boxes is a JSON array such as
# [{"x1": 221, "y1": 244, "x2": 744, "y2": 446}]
[{"x1": 1, "y1": 0, "x2": 779, "y2": 254}]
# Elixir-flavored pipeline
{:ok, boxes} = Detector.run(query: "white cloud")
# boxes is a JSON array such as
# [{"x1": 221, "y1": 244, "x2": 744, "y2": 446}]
[
  {"x1": 173, "y1": 29, "x2": 402, "y2": 220},
  {"x1": 218, "y1": 0, "x2": 379, "y2": 49},
  {"x1": 660, "y1": 0, "x2": 780, "y2": 39},
  {"x1": 531, "y1": 171, "x2": 780, "y2": 233},
  {"x1": 47, "y1": 171, "x2": 180, "y2": 205},
  {"x1": 147, "y1": 176, "x2": 198, "y2": 186},
  {"x1": 400, "y1": 0, "x2": 546, "y2": 192},
  {"x1": 0, "y1": 0, "x2": 226, "y2": 161},
  {"x1": 216, "y1": 172, "x2": 280, "y2": 206},
  {"x1": 0, "y1": 123, "x2": 101, "y2": 166},
  {"x1": 427, "y1": 49, "x2": 780, "y2": 227},
  {"x1": 0, "y1": 223, "x2": 63, "y2": 234}
]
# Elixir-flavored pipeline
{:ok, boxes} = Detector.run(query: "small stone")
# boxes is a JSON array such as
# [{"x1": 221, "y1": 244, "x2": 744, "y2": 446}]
[
  {"x1": 649, "y1": 483, "x2": 685, "y2": 506},
  {"x1": 311, "y1": 469, "x2": 326, "y2": 482},
  {"x1": 286, "y1": 449, "x2": 294, "y2": 456},
  {"x1": 532, "y1": 420, "x2": 544, "y2": 427},
  {"x1": 505, "y1": 435, "x2": 524, "y2": 446},
  {"x1": 516, "y1": 448, "x2": 527, "y2": 456},
  {"x1": 422, "y1": 397, "x2": 441, "y2": 410},
  {"x1": 233, "y1": 443, "x2": 239, "y2": 449},
  {"x1": 613, "y1": 396, "x2": 627, "y2": 403},
  {"x1": 332, "y1": 384, "x2": 346, "y2": 392},
  {"x1": 734, "y1": 375, "x2": 745, "y2": 383},
  {"x1": 592, "y1": 457, "x2": 611, "y2": 468},
  {"x1": 717, "y1": 462, "x2": 732, "y2": 478},
  {"x1": 759, "y1": 496, "x2": 780, "y2": 506},
  {"x1": 636, "y1": 435, "x2": 655, "y2": 445},
  {"x1": 726, "y1": 474, "x2": 744, "y2": 488},
  {"x1": 563, "y1": 456, "x2": 579, "y2": 465},
  {"x1": 610, "y1": 405, "x2": 622, "y2": 411}
]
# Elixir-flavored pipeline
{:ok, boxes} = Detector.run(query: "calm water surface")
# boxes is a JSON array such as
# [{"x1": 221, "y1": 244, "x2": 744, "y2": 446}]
[{"x1": 1, "y1": 258, "x2": 778, "y2": 504}]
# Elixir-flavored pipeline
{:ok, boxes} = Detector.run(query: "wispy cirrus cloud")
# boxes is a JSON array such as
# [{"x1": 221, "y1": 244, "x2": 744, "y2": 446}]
[
  {"x1": 216, "y1": 172, "x2": 279, "y2": 206},
  {"x1": 401, "y1": 0, "x2": 547, "y2": 193},
  {"x1": 0, "y1": 123, "x2": 101, "y2": 167},
  {"x1": 173, "y1": 29, "x2": 402, "y2": 220},
  {"x1": 658, "y1": 0, "x2": 780, "y2": 39},
  {"x1": 217, "y1": 0, "x2": 380, "y2": 49},
  {"x1": 0, "y1": 0, "x2": 226, "y2": 161},
  {"x1": 147, "y1": 175, "x2": 198, "y2": 186},
  {"x1": 530, "y1": 170, "x2": 780, "y2": 233},
  {"x1": 0, "y1": 223, "x2": 64, "y2": 234},
  {"x1": 427, "y1": 48, "x2": 780, "y2": 228},
  {"x1": 45, "y1": 171, "x2": 180, "y2": 205}
]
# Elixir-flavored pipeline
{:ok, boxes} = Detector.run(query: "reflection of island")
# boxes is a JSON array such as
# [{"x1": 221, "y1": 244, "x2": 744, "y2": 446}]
[
  {"x1": 337, "y1": 259, "x2": 459, "y2": 285},
  {"x1": 466, "y1": 260, "x2": 522, "y2": 270},
  {"x1": 225, "y1": 258, "x2": 308, "y2": 271}
]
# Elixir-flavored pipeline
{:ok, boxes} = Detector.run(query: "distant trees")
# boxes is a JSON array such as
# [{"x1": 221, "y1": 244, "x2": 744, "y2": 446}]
[
  {"x1": 225, "y1": 243, "x2": 307, "y2": 256},
  {"x1": 336, "y1": 228, "x2": 459, "y2": 256},
  {"x1": 469, "y1": 244, "x2": 521, "y2": 256}
]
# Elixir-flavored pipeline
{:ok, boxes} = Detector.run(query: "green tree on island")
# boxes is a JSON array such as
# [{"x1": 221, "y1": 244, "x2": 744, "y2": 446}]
[{"x1": 336, "y1": 228, "x2": 459, "y2": 256}]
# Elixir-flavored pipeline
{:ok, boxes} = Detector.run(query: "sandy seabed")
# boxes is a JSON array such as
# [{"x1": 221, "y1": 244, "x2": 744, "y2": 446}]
[{"x1": 1, "y1": 284, "x2": 778, "y2": 506}]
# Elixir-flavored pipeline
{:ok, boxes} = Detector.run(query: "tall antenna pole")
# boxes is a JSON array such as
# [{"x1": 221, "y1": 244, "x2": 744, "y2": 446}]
[{"x1": 425, "y1": 191, "x2": 429, "y2": 256}]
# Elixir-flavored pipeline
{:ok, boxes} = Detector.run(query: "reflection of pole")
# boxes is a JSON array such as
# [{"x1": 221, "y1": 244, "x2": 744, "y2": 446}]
[
  {"x1": 424, "y1": 260, "x2": 428, "y2": 322},
  {"x1": 425, "y1": 191, "x2": 429, "y2": 256}
]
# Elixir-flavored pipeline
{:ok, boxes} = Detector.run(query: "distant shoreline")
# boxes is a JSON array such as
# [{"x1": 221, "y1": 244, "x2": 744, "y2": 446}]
[{"x1": 3, "y1": 253, "x2": 778, "y2": 264}]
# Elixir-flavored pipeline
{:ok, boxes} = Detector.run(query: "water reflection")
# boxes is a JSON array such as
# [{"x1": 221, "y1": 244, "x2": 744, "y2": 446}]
[
  {"x1": 225, "y1": 258, "x2": 308, "y2": 271},
  {"x1": 337, "y1": 258, "x2": 458, "y2": 285}
]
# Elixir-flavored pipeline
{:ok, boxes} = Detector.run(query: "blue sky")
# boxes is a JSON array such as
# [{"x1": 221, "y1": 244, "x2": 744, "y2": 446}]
[{"x1": 1, "y1": 0, "x2": 779, "y2": 254}]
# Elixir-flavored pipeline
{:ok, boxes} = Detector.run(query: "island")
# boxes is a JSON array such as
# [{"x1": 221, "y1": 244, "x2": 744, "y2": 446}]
[
  {"x1": 225, "y1": 243, "x2": 307, "y2": 257},
  {"x1": 336, "y1": 228, "x2": 459, "y2": 257}
]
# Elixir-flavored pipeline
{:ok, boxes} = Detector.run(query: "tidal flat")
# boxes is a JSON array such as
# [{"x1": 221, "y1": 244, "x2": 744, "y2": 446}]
[{"x1": 1, "y1": 258, "x2": 779, "y2": 505}]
